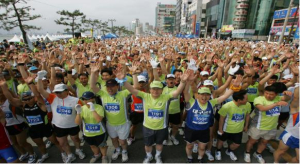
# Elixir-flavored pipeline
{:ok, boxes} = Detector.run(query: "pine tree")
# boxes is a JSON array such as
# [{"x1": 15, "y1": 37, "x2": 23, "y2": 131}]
[
  {"x1": 54, "y1": 10, "x2": 85, "y2": 38},
  {"x1": 0, "y1": 0, "x2": 41, "y2": 45}
]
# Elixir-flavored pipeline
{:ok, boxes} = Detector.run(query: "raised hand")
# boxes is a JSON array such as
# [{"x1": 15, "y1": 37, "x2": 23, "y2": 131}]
[
  {"x1": 270, "y1": 65, "x2": 281, "y2": 74},
  {"x1": 232, "y1": 75, "x2": 243, "y2": 87},
  {"x1": 75, "y1": 104, "x2": 82, "y2": 114},
  {"x1": 87, "y1": 102, "x2": 95, "y2": 112},
  {"x1": 276, "y1": 101, "x2": 288, "y2": 106},
  {"x1": 290, "y1": 63, "x2": 299, "y2": 76},
  {"x1": 187, "y1": 59, "x2": 198, "y2": 72},
  {"x1": 217, "y1": 60, "x2": 225, "y2": 68},
  {"x1": 180, "y1": 69, "x2": 190, "y2": 82},
  {"x1": 128, "y1": 62, "x2": 140, "y2": 74},
  {"x1": 243, "y1": 65, "x2": 253, "y2": 76},
  {"x1": 113, "y1": 65, "x2": 126, "y2": 80},
  {"x1": 37, "y1": 70, "x2": 47, "y2": 80},
  {"x1": 187, "y1": 69, "x2": 197, "y2": 81},
  {"x1": 149, "y1": 58, "x2": 159, "y2": 68},
  {"x1": 90, "y1": 62, "x2": 100, "y2": 73},
  {"x1": 24, "y1": 75, "x2": 37, "y2": 84}
]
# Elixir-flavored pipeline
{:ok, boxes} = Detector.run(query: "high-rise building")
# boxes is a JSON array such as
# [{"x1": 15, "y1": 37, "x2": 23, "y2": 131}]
[
  {"x1": 155, "y1": 2, "x2": 176, "y2": 34},
  {"x1": 175, "y1": 0, "x2": 182, "y2": 33}
]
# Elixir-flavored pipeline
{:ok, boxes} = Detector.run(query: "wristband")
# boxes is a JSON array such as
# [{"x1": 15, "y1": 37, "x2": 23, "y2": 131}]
[
  {"x1": 85, "y1": 64, "x2": 90, "y2": 68},
  {"x1": 67, "y1": 70, "x2": 72, "y2": 74},
  {"x1": 115, "y1": 77, "x2": 128, "y2": 86},
  {"x1": 18, "y1": 63, "x2": 25, "y2": 66},
  {"x1": 230, "y1": 85, "x2": 241, "y2": 92}
]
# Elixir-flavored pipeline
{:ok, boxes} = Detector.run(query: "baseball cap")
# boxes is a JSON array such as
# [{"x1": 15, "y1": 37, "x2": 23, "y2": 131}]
[
  {"x1": 106, "y1": 79, "x2": 119, "y2": 87},
  {"x1": 81, "y1": 91, "x2": 95, "y2": 100},
  {"x1": 72, "y1": 69, "x2": 77, "y2": 76},
  {"x1": 203, "y1": 80, "x2": 214, "y2": 86},
  {"x1": 29, "y1": 66, "x2": 38, "y2": 71},
  {"x1": 200, "y1": 71, "x2": 209, "y2": 76},
  {"x1": 53, "y1": 84, "x2": 68, "y2": 93},
  {"x1": 21, "y1": 91, "x2": 34, "y2": 98},
  {"x1": 26, "y1": 63, "x2": 32, "y2": 67},
  {"x1": 198, "y1": 87, "x2": 211, "y2": 94},
  {"x1": 166, "y1": 74, "x2": 175, "y2": 79},
  {"x1": 262, "y1": 57, "x2": 268, "y2": 60},
  {"x1": 283, "y1": 74, "x2": 293, "y2": 80},
  {"x1": 150, "y1": 81, "x2": 163, "y2": 89},
  {"x1": 137, "y1": 75, "x2": 146, "y2": 82}
]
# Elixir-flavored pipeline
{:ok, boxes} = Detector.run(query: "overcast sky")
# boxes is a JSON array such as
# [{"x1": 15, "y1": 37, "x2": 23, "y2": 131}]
[{"x1": 0, "y1": 0, "x2": 176, "y2": 34}]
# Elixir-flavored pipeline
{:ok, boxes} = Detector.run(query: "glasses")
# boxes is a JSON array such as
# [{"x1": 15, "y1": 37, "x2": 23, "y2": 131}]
[{"x1": 22, "y1": 97, "x2": 33, "y2": 101}]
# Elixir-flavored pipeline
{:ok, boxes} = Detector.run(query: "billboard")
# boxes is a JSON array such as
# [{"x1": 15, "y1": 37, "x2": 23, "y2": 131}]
[
  {"x1": 195, "y1": 22, "x2": 200, "y2": 35},
  {"x1": 273, "y1": 7, "x2": 299, "y2": 20}
]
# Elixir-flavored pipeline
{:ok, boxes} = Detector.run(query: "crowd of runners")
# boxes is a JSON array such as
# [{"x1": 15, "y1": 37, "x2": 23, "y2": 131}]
[{"x1": 0, "y1": 36, "x2": 299, "y2": 163}]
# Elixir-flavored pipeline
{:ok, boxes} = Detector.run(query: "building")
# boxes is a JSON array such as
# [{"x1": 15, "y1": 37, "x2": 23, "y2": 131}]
[
  {"x1": 175, "y1": 0, "x2": 182, "y2": 33},
  {"x1": 205, "y1": 0, "x2": 292, "y2": 39},
  {"x1": 155, "y1": 2, "x2": 176, "y2": 34},
  {"x1": 187, "y1": 0, "x2": 209, "y2": 36},
  {"x1": 268, "y1": 7, "x2": 299, "y2": 42}
]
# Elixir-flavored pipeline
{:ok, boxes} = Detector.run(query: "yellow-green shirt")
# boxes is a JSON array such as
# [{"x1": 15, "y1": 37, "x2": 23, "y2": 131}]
[{"x1": 81, "y1": 104, "x2": 105, "y2": 137}]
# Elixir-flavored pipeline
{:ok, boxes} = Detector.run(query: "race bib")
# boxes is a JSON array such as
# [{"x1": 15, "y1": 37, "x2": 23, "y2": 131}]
[
  {"x1": 85, "y1": 123, "x2": 101, "y2": 133},
  {"x1": 247, "y1": 88, "x2": 257, "y2": 94},
  {"x1": 134, "y1": 103, "x2": 143, "y2": 112},
  {"x1": 231, "y1": 113, "x2": 244, "y2": 122},
  {"x1": 148, "y1": 109, "x2": 163, "y2": 119},
  {"x1": 5, "y1": 112, "x2": 13, "y2": 119},
  {"x1": 266, "y1": 107, "x2": 280, "y2": 116},
  {"x1": 26, "y1": 115, "x2": 43, "y2": 126},
  {"x1": 192, "y1": 114, "x2": 209, "y2": 124},
  {"x1": 105, "y1": 103, "x2": 120, "y2": 113},
  {"x1": 56, "y1": 105, "x2": 72, "y2": 115}
]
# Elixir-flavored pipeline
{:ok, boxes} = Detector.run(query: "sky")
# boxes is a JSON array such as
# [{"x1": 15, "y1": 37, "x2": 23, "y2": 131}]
[{"x1": 0, "y1": 0, "x2": 176, "y2": 34}]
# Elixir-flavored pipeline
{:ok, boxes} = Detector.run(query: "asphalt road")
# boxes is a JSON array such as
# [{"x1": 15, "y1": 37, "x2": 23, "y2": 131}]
[{"x1": 22, "y1": 124, "x2": 295, "y2": 164}]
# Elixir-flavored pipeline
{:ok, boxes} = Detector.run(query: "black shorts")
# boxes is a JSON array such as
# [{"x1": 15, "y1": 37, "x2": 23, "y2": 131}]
[
  {"x1": 279, "y1": 112, "x2": 289, "y2": 121},
  {"x1": 214, "y1": 109, "x2": 220, "y2": 121},
  {"x1": 168, "y1": 113, "x2": 181, "y2": 125},
  {"x1": 53, "y1": 125, "x2": 80, "y2": 138},
  {"x1": 83, "y1": 134, "x2": 105, "y2": 146},
  {"x1": 217, "y1": 132, "x2": 243, "y2": 144},
  {"x1": 5, "y1": 122, "x2": 28, "y2": 136},
  {"x1": 250, "y1": 102, "x2": 255, "y2": 113},
  {"x1": 28, "y1": 124, "x2": 53, "y2": 139},
  {"x1": 130, "y1": 112, "x2": 144, "y2": 125},
  {"x1": 143, "y1": 126, "x2": 168, "y2": 146},
  {"x1": 184, "y1": 126, "x2": 210, "y2": 143}
]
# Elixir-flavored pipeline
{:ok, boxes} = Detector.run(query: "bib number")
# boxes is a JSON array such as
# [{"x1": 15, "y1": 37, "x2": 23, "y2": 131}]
[
  {"x1": 56, "y1": 105, "x2": 72, "y2": 115},
  {"x1": 148, "y1": 109, "x2": 163, "y2": 119},
  {"x1": 231, "y1": 113, "x2": 244, "y2": 122},
  {"x1": 266, "y1": 107, "x2": 280, "y2": 116},
  {"x1": 247, "y1": 88, "x2": 257, "y2": 94},
  {"x1": 26, "y1": 115, "x2": 43, "y2": 126},
  {"x1": 134, "y1": 103, "x2": 143, "y2": 112},
  {"x1": 105, "y1": 103, "x2": 120, "y2": 113},
  {"x1": 5, "y1": 112, "x2": 13, "y2": 119},
  {"x1": 85, "y1": 124, "x2": 101, "y2": 133}
]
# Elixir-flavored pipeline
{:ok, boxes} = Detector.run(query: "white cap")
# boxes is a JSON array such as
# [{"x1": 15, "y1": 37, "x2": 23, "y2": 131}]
[
  {"x1": 72, "y1": 69, "x2": 77, "y2": 75},
  {"x1": 166, "y1": 74, "x2": 175, "y2": 79},
  {"x1": 55, "y1": 67, "x2": 62, "y2": 71},
  {"x1": 53, "y1": 84, "x2": 68, "y2": 93},
  {"x1": 137, "y1": 75, "x2": 146, "y2": 82},
  {"x1": 203, "y1": 80, "x2": 214, "y2": 86},
  {"x1": 262, "y1": 57, "x2": 268, "y2": 60},
  {"x1": 283, "y1": 74, "x2": 293, "y2": 80},
  {"x1": 200, "y1": 71, "x2": 209, "y2": 76}
]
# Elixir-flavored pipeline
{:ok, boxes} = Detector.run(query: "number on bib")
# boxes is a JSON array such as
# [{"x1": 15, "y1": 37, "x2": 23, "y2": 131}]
[
  {"x1": 148, "y1": 109, "x2": 163, "y2": 119},
  {"x1": 85, "y1": 123, "x2": 101, "y2": 133},
  {"x1": 26, "y1": 115, "x2": 43, "y2": 126},
  {"x1": 134, "y1": 103, "x2": 143, "y2": 112},
  {"x1": 56, "y1": 105, "x2": 73, "y2": 115},
  {"x1": 105, "y1": 103, "x2": 120, "y2": 113}
]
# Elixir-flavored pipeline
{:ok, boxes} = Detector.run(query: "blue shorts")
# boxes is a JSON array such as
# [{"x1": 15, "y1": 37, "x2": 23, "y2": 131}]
[
  {"x1": 279, "y1": 130, "x2": 299, "y2": 149},
  {"x1": 0, "y1": 146, "x2": 18, "y2": 163}
]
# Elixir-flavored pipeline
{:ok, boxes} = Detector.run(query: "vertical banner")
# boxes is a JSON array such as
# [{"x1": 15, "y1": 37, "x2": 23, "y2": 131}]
[{"x1": 195, "y1": 22, "x2": 200, "y2": 36}]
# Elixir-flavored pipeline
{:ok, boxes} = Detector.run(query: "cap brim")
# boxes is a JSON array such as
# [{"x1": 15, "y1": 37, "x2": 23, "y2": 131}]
[{"x1": 53, "y1": 89, "x2": 66, "y2": 92}]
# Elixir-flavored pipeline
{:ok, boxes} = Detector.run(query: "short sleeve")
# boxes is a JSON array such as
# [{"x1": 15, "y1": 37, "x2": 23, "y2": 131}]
[
  {"x1": 96, "y1": 89, "x2": 106, "y2": 97},
  {"x1": 186, "y1": 98, "x2": 195, "y2": 110},
  {"x1": 209, "y1": 98, "x2": 218, "y2": 107},
  {"x1": 47, "y1": 93, "x2": 56, "y2": 104},
  {"x1": 254, "y1": 96, "x2": 263, "y2": 106},
  {"x1": 137, "y1": 91, "x2": 147, "y2": 99},
  {"x1": 95, "y1": 105, "x2": 104, "y2": 117},
  {"x1": 120, "y1": 90, "x2": 131, "y2": 97},
  {"x1": 246, "y1": 103, "x2": 251, "y2": 114},
  {"x1": 218, "y1": 104, "x2": 227, "y2": 117}
]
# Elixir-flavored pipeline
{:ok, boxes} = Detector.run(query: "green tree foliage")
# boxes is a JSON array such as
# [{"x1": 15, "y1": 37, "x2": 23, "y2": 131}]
[
  {"x1": 0, "y1": 0, "x2": 41, "y2": 45},
  {"x1": 54, "y1": 9, "x2": 85, "y2": 38}
]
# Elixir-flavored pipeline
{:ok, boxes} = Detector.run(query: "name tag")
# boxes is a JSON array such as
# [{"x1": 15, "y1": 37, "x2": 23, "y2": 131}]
[
  {"x1": 26, "y1": 115, "x2": 43, "y2": 125},
  {"x1": 134, "y1": 103, "x2": 143, "y2": 112},
  {"x1": 266, "y1": 107, "x2": 280, "y2": 116},
  {"x1": 248, "y1": 88, "x2": 257, "y2": 94},
  {"x1": 148, "y1": 109, "x2": 163, "y2": 119},
  {"x1": 192, "y1": 114, "x2": 210, "y2": 124},
  {"x1": 56, "y1": 105, "x2": 73, "y2": 115},
  {"x1": 231, "y1": 113, "x2": 244, "y2": 122},
  {"x1": 85, "y1": 123, "x2": 101, "y2": 133},
  {"x1": 105, "y1": 103, "x2": 120, "y2": 113},
  {"x1": 5, "y1": 112, "x2": 13, "y2": 119}
]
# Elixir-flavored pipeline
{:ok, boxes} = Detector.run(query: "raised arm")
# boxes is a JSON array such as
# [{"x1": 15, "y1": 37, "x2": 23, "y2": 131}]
[
  {"x1": 24, "y1": 76, "x2": 47, "y2": 112},
  {"x1": 216, "y1": 75, "x2": 243, "y2": 104},
  {"x1": 115, "y1": 65, "x2": 139, "y2": 96},
  {"x1": 0, "y1": 78, "x2": 23, "y2": 107},
  {"x1": 90, "y1": 62, "x2": 101, "y2": 94},
  {"x1": 171, "y1": 70, "x2": 189, "y2": 98},
  {"x1": 37, "y1": 70, "x2": 50, "y2": 99}
]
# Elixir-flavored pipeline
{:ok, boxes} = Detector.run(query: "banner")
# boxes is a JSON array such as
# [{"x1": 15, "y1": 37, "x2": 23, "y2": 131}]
[
  {"x1": 195, "y1": 22, "x2": 200, "y2": 36},
  {"x1": 273, "y1": 7, "x2": 299, "y2": 20}
]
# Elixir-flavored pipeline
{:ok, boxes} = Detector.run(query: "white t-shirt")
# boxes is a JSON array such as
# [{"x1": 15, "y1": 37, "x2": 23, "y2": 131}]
[
  {"x1": 1, "y1": 100, "x2": 25, "y2": 126},
  {"x1": 47, "y1": 94, "x2": 82, "y2": 128}
]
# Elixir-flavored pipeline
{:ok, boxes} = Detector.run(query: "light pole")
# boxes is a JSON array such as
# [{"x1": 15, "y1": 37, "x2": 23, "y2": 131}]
[{"x1": 108, "y1": 19, "x2": 116, "y2": 33}]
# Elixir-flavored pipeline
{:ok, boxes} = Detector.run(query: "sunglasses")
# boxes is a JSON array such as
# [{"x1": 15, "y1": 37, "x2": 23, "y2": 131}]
[
  {"x1": 22, "y1": 97, "x2": 33, "y2": 101},
  {"x1": 54, "y1": 91, "x2": 64, "y2": 94}
]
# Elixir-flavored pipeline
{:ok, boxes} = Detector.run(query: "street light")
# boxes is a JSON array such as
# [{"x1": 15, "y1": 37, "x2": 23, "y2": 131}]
[{"x1": 108, "y1": 19, "x2": 116, "y2": 33}]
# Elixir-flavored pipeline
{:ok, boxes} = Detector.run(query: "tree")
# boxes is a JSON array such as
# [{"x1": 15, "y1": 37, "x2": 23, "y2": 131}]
[
  {"x1": 0, "y1": 0, "x2": 41, "y2": 45},
  {"x1": 96, "y1": 21, "x2": 109, "y2": 36},
  {"x1": 115, "y1": 26, "x2": 127, "y2": 36},
  {"x1": 82, "y1": 18, "x2": 100, "y2": 37},
  {"x1": 55, "y1": 10, "x2": 85, "y2": 38}
]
